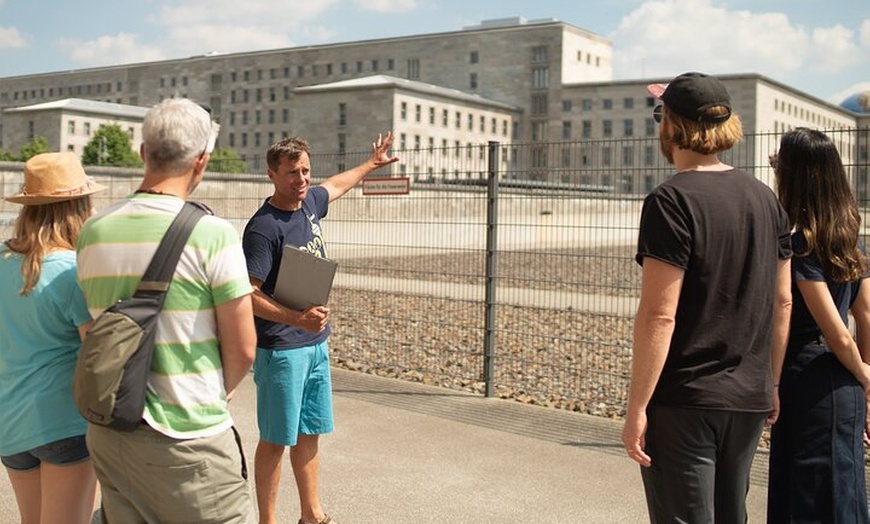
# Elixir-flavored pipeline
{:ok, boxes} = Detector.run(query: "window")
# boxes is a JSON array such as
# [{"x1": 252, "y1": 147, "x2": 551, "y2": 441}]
[
  {"x1": 400, "y1": 133, "x2": 407, "y2": 149},
  {"x1": 602, "y1": 146, "x2": 612, "y2": 166},
  {"x1": 479, "y1": 115, "x2": 485, "y2": 133},
  {"x1": 255, "y1": 110, "x2": 261, "y2": 125},
  {"x1": 230, "y1": 112, "x2": 235, "y2": 125},
  {"x1": 582, "y1": 98, "x2": 593, "y2": 111},
  {"x1": 339, "y1": 103, "x2": 347, "y2": 126},
  {"x1": 491, "y1": 117, "x2": 497, "y2": 134},
  {"x1": 532, "y1": 45, "x2": 548, "y2": 62},
  {"x1": 470, "y1": 51, "x2": 479, "y2": 64},
  {"x1": 407, "y1": 58, "x2": 420, "y2": 80},
  {"x1": 623, "y1": 146, "x2": 634, "y2": 165},
  {"x1": 442, "y1": 109, "x2": 448, "y2": 127},
  {"x1": 255, "y1": 132, "x2": 261, "y2": 147},
  {"x1": 341, "y1": 62, "x2": 348, "y2": 74},
  {"x1": 338, "y1": 133, "x2": 346, "y2": 154},
  {"x1": 67, "y1": 120, "x2": 75, "y2": 134},
  {"x1": 415, "y1": 104, "x2": 421, "y2": 123},
  {"x1": 582, "y1": 120, "x2": 592, "y2": 139},
  {"x1": 562, "y1": 121, "x2": 572, "y2": 140},
  {"x1": 603, "y1": 119, "x2": 612, "y2": 137},
  {"x1": 531, "y1": 94, "x2": 548, "y2": 115},
  {"x1": 531, "y1": 121, "x2": 547, "y2": 141},
  {"x1": 455, "y1": 111, "x2": 461, "y2": 129},
  {"x1": 562, "y1": 100, "x2": 572, "y2": 112},
  {"x1": 429, "y1": 107, "x2": 435, "y2": 125},
  {"x1": 297, "y1": 66, "x2": 304, "y2": 77},
  {"x1": 646, "y1": 97, "x2": 656, "y2": 107},
  {"x1": 210, "y1": 74, "x2": 222, "y2": 91},
  {"x1": 387, "y1": 58, "x2": 394, "y2": 70},
  {"x1": 624, "y1": 97, "x2": 634, "y2": 109},
  {"x1": 467, "y1": 113, "x2": 473, "y2": 131},
  {"x1": 243, "y1": 89, "x2": 249, "y2": 103},
  {"x1": 470, "y1": 73, "x2": 477, "y2": 89},
  {"x1": 645, "y1": 118, "x2": 656, "y2": 137},
  {"x1": 282, "y1": 109, "x2": 289, "y2": 124},
  {"x1": 414, "y1": 135, "x2": 420, "y2": 151},
  {"x1": 603, "y1": 99, "x2": 613, "y2": 110},
  {"x1": 645, "y1": 145, "x2": 655, "y2": 166},
  {"x1": 269, "y1": 88, "x2": 276, "y2": 102},
  {"x1": 623, "y1": 119, "x2": 634, "y2": 137},
  {"x1": 256, "y1": 88, "x2": 262, "y2": 103},
  {"x1": 242, "y1": 110, "x2": 248, "y2": 125},
  {"x1": 268, "y1": 109, "x2": 275, "y2": 124},
  {"x1": 400, "y1": 102, "x2": 407, "y2": 120},
  {"x1": 532, "y1": 67, "x2": 549, "y2": 89},
  {"x1": 326, "y1": 63, "x2": 333, "y2": 75},
  {"x1": 372, "y1": 59, "x2": 379, "y2": 71}
]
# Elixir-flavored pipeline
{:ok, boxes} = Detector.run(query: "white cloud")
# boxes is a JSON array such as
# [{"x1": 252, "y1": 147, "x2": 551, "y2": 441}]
[
  {"x1": 0, "y1": 26, "x2": 28, "y2": 49},
  {"x1": 57, "y1": 33, "x2": 165, "y2": 68},
  {"x1": 57, "y1": 0, "x2": 350, "y2": 67},
  {"x1": 612, "y1": 0, "x2": 867, "y2": 82},
  {"x1": 861, "y1": 19, "x2": 870, "y2": 47},
  {"x1": 353, "y1": 0, "x2": 421, "y2": 13}
]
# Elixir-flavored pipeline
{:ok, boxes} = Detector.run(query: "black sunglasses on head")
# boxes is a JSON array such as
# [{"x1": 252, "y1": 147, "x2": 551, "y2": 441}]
[{"x1": 653, "y1": 105, "x2": 663, "y2": 124}]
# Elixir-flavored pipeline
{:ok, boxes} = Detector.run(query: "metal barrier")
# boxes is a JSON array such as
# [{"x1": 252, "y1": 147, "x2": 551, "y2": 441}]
[{"x1": 1, "y1": 128, "x2": 868, "y2": 420}]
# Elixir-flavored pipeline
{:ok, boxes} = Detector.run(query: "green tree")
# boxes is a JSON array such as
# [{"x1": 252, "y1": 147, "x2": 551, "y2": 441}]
[
  {"x1": 209, "y1": 147, "x2": 247, "y2": 173},
  {"x1": 82, "y1": 124, "x2": 142, "y2": 168},
  {"x1": 19, "y1": 136, "x2": 50, "y2": 161},
  {"x1": 0, "y1": 149, "x2": 17, "y2": 161}
]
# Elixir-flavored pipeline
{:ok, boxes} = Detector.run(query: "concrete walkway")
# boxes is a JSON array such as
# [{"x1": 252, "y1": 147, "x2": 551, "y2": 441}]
[{"x1": 0, "y1": 368, "x2": 770, "y2": 523}]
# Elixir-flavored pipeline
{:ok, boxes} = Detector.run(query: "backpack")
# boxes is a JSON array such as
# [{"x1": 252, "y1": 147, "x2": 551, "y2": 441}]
[{"x1": 73, "y1": 202, "x2": 208, "y2": 431}]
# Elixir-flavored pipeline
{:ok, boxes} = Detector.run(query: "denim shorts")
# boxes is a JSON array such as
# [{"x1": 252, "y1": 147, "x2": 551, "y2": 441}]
[{"x1": 1, "y1": 435, "x2": 90, "y2": 471}]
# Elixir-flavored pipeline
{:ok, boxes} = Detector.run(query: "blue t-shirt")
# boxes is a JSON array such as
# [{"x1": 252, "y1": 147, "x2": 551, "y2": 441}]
[
  {"x1": 0, "y1": 246, "x2": 90, "y2": 456},
  {"x1": 243, "y1": 186, "x2": 332, "y2": 349},
  {"x1": 788, "y1": 230, "x2": 866, "y2": 347}
]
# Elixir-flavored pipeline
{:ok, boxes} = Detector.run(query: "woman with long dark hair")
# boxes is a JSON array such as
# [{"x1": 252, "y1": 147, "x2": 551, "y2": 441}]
[
  {"x1": 0, "y1": 152, "x2": 105, "y2": 524},
  {"x1": 769, "y1": 127, "x2": 870, "y2": 523}
]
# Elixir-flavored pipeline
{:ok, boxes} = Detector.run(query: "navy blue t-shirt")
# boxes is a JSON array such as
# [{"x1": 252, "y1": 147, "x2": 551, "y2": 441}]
[
  {"x1": 242, "y1": 186, "x2": 331, "y2": 349},
  {"x1": 788, "y1": 230, "x2": 866, "y2": 347}
]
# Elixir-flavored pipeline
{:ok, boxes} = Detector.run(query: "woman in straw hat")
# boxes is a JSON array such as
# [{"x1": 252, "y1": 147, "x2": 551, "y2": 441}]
[{"x1": 0, "y1": 152, "x2": 106, "y2": 524}]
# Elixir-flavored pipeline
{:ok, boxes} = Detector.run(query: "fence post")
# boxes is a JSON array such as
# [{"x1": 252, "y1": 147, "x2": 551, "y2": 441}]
[{"x1": 483, "y1": 141, "x2": 499, "y2": 397}]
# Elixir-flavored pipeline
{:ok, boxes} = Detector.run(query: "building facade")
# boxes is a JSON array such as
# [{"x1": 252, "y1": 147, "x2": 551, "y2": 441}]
[
  {"x1": 1, "y1": 98, "x2": 147, "y2": 158},
  {"x1": 0, "y1": 16, "x2": 863, "y2": 194}
]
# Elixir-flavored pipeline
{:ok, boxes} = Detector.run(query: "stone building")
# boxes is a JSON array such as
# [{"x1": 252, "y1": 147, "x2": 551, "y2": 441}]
[{"x1": 1, "y1": 98, "x2": 147, "y2": 158}]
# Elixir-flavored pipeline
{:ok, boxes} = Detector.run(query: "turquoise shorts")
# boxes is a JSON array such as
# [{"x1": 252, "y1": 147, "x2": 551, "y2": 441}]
[{"x1": 253, "y1": 341, "x2": 334, "y2": 446}]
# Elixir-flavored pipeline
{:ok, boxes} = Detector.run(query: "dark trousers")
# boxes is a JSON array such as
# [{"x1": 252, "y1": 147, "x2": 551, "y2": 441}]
[
  {"x1": 768, "y1": 345, "x2": 870, "y2": 523},
  {"x1": 641, "y1": 405, "x2": 766, "y2": 524}
]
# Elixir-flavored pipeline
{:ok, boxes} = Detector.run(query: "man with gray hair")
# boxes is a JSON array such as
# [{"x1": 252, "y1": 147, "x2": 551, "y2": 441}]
[{"x1": 76, "y1": 97, "x2": 257, "y2": 522}]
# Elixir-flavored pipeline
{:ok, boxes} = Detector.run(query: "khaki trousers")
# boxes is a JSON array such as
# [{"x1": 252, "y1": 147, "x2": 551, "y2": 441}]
[{"x1": 87, "y1": 423, "x2": 252, "y2": 524}]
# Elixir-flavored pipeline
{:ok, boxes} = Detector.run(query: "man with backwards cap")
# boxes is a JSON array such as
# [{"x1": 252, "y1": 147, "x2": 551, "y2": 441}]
[{"x1": 621, "y1": 72, "x2": 793, "y2": 523}]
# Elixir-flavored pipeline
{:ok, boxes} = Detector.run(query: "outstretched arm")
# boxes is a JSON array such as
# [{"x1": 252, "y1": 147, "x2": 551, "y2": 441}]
[{"x1": 320, "y1": 132, "x2": 399, "y2": 202}]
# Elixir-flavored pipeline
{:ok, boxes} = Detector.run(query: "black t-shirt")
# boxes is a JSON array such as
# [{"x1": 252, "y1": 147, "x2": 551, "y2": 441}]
[{"x1": 636, "y1": 169, "x2": 792, "y2": 412}]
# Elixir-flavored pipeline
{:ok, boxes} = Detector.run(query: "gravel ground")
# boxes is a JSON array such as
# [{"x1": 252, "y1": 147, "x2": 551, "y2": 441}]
[
  {"x1": 327, "y1": 243, "x2": 779, "y2": 448},
  {"x1": 329, "y1": 244, "x2": 638, "y2": 420}
]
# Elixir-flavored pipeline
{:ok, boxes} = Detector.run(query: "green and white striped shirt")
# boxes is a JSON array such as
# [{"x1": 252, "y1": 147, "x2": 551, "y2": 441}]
[{"x1": 77, "y1": 194, "x2": 251, "y2": 439}]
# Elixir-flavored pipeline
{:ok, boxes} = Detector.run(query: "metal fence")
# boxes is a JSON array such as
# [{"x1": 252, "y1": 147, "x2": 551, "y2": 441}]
[{"x1": 1, "y1": 128, "x2": 868, "y2": 420}]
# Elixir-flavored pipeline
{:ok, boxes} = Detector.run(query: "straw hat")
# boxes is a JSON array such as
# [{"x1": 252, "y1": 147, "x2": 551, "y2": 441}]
[{"x1": 5, "y1": 152, "x2": 107, "y2": 205}]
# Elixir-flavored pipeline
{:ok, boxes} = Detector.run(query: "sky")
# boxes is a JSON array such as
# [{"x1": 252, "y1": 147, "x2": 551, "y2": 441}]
[{"x1": 0, "y1": 0, "x2": 867, "y2": 104}]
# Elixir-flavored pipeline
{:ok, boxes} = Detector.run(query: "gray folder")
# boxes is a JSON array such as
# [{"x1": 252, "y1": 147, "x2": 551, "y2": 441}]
[{"x1": 273, "y1": 245, "x2": 338, "y2": 311}]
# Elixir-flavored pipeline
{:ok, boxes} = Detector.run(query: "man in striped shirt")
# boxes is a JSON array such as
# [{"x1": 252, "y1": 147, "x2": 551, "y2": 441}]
[{"x1": 76, "y1": 98, "x2": 257, "y2": 523}]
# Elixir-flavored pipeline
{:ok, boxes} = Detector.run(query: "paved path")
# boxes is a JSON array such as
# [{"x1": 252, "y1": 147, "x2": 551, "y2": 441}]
[{"x1": 0, "y1": 369, "x2": 769, "y2": 523}]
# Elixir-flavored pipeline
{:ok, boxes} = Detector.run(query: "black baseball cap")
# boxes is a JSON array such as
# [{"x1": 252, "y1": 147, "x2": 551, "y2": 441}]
[{"x1": 647, "y1": 72, "x2": 732, "y2": 123}]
